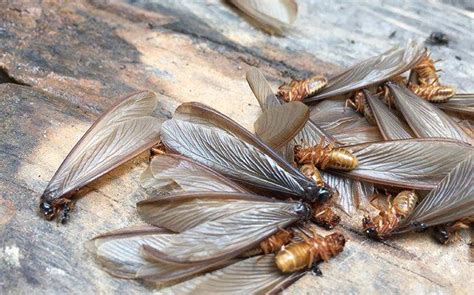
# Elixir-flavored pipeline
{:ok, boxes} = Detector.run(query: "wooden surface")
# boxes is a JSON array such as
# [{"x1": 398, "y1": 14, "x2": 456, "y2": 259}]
[{"x1": 0, "y1": 1, "x2": 472, "y2": 294}]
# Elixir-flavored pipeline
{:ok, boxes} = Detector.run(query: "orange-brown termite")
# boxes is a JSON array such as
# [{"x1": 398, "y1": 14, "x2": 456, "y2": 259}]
[
  {"x1": 411, "y1": 54, "x2": 441, "y2": 86},
  {"x1": 275, "y1": 228, "x2": 346, "y2": 273},
  {"x1": 409, "y1": 83, "x2": 455, "y2": 103},
  {"x1": 345, "y1": 90, "x2": 376, "y2": 125},
  {"x1": 362, "y1": 190, "x2": 419, "y2": 239},
  {"x1": 278, "y1": 75, "x2": 328, "y2": 102},
  {"x1": 295, "y1": 139, "x2": 358, "y2": 171}
]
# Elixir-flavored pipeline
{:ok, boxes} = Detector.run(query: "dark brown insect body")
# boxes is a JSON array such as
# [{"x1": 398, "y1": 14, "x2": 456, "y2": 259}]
[
  {"x1": 295, "y1": 139, "x2": 358, "y2": 171},
  {"x1": 346, "y1": 91, "x2": 376, "y2": 125},
  {"x1": 363, "y1": 190, "x2": 418, "y2": 239},
  {"x1": 275, "y1": 231, "x2": 345, "y2": 273},
  {"x1": 299, "y1": 164, "x2": 340, "y2": 229},
  {"x1": 278, "y1": 75, "x2": 328, "y2": 102},
  {"x1": 409, "y1": 83, "x2": 455, "y2": 103},
  {"x1": 432, "y1": 217, "x2": 473, "y2": 244}
]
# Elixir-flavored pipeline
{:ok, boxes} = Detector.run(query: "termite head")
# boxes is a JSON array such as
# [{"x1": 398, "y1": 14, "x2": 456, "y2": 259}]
[
  {"x1": 410, "y1": 221, "x2": 428, "y2": 232},
  {"x1": 432, "y1": 225, "x2": 450, "y2": 245},
  {"x1": 294, "y1": 202, "x2": 313, "y2": 221},
  {"x1": 362, "y1": 216, "x2": 382, "y2": 240},
  {"x1": 305, "y1": 185, "x2": 331, "y2": 203},
  {"x1": 59, "y1": 204, "x2": 71, "y2": 225},
  {"x1": 39, "y1": 200, "x2": 55, "y2": 220}
]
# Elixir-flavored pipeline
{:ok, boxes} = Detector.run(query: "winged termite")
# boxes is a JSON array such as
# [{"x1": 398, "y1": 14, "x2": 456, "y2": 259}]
[
  {"x1": 160, "y1": 112, "x2": 330, "y2": 202},
  {"x1": 432, "y1": 217, "x2": 473, "y2": 244},
  {"x1": 303, "y1": 41, "x2": 425, "y2": 102},
  {"x1": 278, "y1": 75, "x2": 328, "y2": 102},
  {"x1": 363, "y1": 89, "x2": 414, "y2": 140},
  {"x1": 396, "y1": 156, "x2": 474, "y2": 233},
  {"x1": 136, "y1": 192, "x2": 313, "y2": 264},
  {"x1": 229, "y1": 0, "x2": 298, "y2": 35},
  {"x1": 387, "y1": 82, "x2": 472, "y2": 144},
  {"x1": 362, "y1": 190, "x2": 419, "y2": 239},
  {"x1": 39, "y1": 91, "x2": 161, "y2": 223},
  {"x1": 410, "y1": 53, "x2": 441, "y2": 86}
]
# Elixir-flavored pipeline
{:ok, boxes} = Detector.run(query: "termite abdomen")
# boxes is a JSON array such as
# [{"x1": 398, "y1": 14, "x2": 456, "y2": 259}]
[
  {"x1": 278, "y1": 75, "x2": 327, "y2": 102},
  {"x1": 275, "y1": 232, "x2": 345, "y2": 273},
  {"x1": 295, "y1": 141, "x2": 358, "y2": 171},
  {"x1": 409, "y1": 84, "x2": 455, "y2": 103}
]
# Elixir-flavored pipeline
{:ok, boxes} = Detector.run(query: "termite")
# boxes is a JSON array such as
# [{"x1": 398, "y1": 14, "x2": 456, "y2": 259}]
[
  {"x1": 295, "y1": 139, "x2": 358, "y2": 171},
  {"x1": 432, "y1": 217, "x2": 473, "y2": 244},
  {"x1": 275, "y1": 228, "x2": 346, "y2": 273},
  {"x1": 345, "y1": 90, "x2": 376, "y2": 125},
  {"x1": 278, "y1": 75, "x2": 328, "y2": 102},
  {"x1": 409, "y1": 83, "x2": 455, "y2": 103},
  {"x1": 362, "y1": 190, "x2": 419, "y2": 239}
]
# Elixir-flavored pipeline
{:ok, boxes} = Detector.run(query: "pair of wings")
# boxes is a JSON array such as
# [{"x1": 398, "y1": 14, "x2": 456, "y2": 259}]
[
  {"x1": 42, "y1": 91, "x2": 162, "y2": 200},
  {"x1": 246, "y1": 67, "x2": 473, "y2": 215},
  {"x1": 160, "y1": 102, "x2": 320, "y2": 201}
]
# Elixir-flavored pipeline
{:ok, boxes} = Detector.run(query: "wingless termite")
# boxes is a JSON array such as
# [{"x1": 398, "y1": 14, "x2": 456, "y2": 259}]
[
  {"x1": 278, "y1": 75, "x2": 328, "y2": 102},
  {"x1": 39, "y1": 91, "x2": 161, "y2": 223},
  {"x1": 362, "y1": 190, "x2": 419, "y2": 240},
  {"x1": 432, "y1": 217, "x2": 473, "y2": 245}
]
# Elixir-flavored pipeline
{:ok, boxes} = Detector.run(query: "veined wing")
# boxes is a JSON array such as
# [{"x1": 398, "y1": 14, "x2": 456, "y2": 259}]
[
  {"x1": 338, "y1": 139, "x2": 473, "y2": 190},
  {"x1": 305, "y1": 41, "x2": 425, "y2": 101},
  {"x1": 42, "y1": 91, "x2": 161, "y2": 199},
  {"x1": 161, "y1": 119, "x2": 307, "y2": 197},
  {"x1": 398, "y1": 156, "x2": 473, "y2": 231},
  {"x1": 162, "y1": 255, "x2": 304, "y2": 294},
  {"x1": 388, "y1": 83, "x2": 472, "y2": 144},
  {"x1": 140, "y1": 193, "x2": 306, "y2": 263},
  {"x1": 140, "y1": 154, "x2": 247, "y2": 194},
  {"x1": 438, "y1": 93, "x2": 474, "y2": 117},
  {"x1": 364, "y1": 90, "x2": 414, "y2": 140}
]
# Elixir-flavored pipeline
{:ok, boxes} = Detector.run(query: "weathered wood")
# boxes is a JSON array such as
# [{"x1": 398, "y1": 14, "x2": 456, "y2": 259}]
[{"x1": 0, "y1": 0, "x2": 472, "y2": 294}]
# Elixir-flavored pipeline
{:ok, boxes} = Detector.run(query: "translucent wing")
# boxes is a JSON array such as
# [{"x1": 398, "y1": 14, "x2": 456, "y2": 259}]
[
  {"x1": 88, "y1": 225, "x2": 231, "y2": 283},
  {"x1": 163, "y1": 255, "x2": 303, "y2": 294},
  {"x1": 398, "y1": 156, "x2": 473, "y2": 230},
  {"x1": 305, "y1": 41, "x2": 425, "y2": 101},
  {"x1": 363, "y1": 90, "x2": 414, "y2": 140},
  {"x1": 438, "y1": 93, "x2": 474, "y2": 117},
  {"x1": 87, "y1": 225, "x2": 173, "y2": 279},
  {"x1": 254, "y1": 102, "x2": 309, "y2": 149},
  {"x1": 140, "y1": 154, "x2": 247, "y2": 194},
  {"x1": 388, "y1": 83, "x2": 472, "y2": 144},
  {"x1": 139, "y1": 193, "x2": 304, "y2": 263},
  {"x1": 309, "y1": 99, "x2": 383, "y2": 145},
  {"x1": 173, "y1": 102, "x2": 309, "y2": 183},
  {"x1": 229, "y1": 0, "x2": 298, "y2": 35},
  {"x1": 338, "y1": 139, "x2": 473, "y2": 190},
  {"x1": 161, "y1": 119, "x2": 307, "y2": 197},
  {"x1": 137, "y1": 192, "x2": 279, "y2": 232},
  {"x1": 42, "y1": 91, "x2": 161, "y2": 199}
]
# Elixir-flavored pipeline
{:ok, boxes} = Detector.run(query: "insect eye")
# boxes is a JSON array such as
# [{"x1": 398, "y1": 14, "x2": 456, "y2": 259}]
[{"x1": 39, "y1": 202, "x2": 55, "y2": 219}]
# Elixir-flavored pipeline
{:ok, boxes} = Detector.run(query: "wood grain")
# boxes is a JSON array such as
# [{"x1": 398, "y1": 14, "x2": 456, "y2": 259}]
[{"x1": 0, "y1": 0, "x2": 471, "y2": 294}]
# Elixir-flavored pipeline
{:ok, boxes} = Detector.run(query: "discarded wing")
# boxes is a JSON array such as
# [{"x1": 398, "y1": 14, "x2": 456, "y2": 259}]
[
  {"x1": 136, "y1": 192, "x2": 312, "y2": 264},
  {"x1": 339, "y1": 138, "x2": 473, "y2": 190},
  {"x1": 437, "y1": 93, "x2": 474, "y2": 118},
  {"x1": 163, "y1": 255, "x2": 304, "y2": 294},
  {"x1": 304, "y1": 41, "x2": 425, "y2": 102},
  {"x1": 87, "y1": 225, "x2": 233, "y2": 283},
  {"x1": 140, "y1": 154, "x2": 248, "y2": 194},
  {"x1": 39, "y1": 91, "x2": 161, "y2": 222},
  {"x1": 388, "y1": 82, "x2": 472, "y2": 144},
  {"x1": 363, "y1": 90, "x2": 414, "y2": 140},
  {"x1": 397, "y1": 155, "x2": 474, "y2": 232},
  {"x1": 161, "y1": 104, "x2": 330, "y2": 202},
  {"x1": 229, "y1": 0, "x2": 298, "y2": 35}
]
